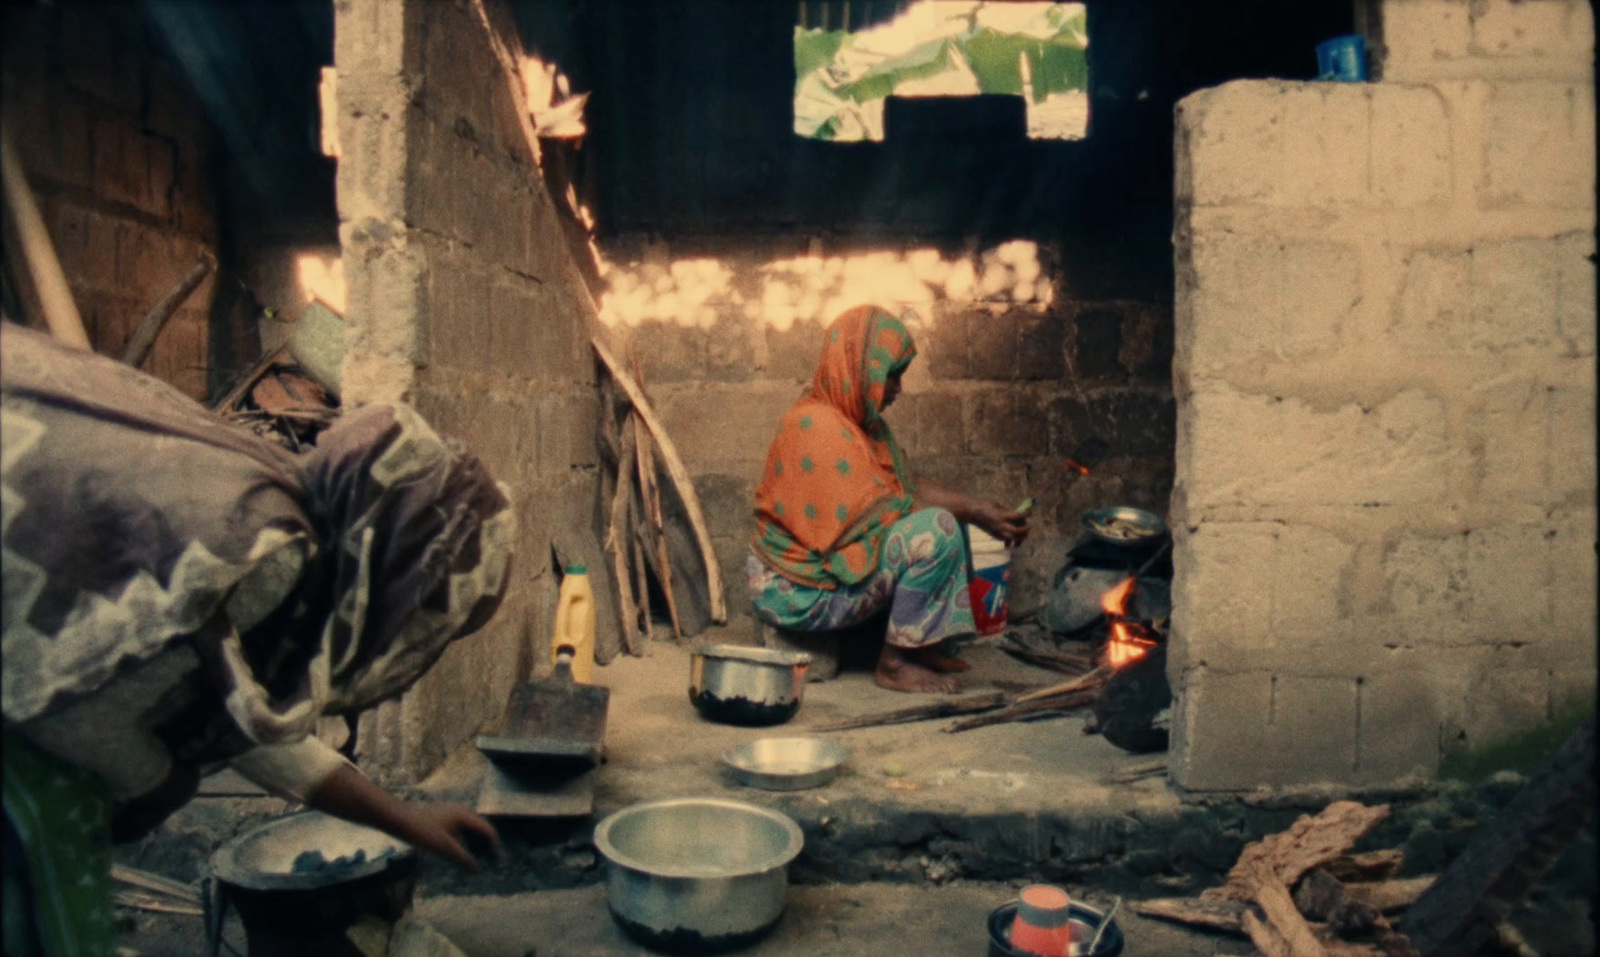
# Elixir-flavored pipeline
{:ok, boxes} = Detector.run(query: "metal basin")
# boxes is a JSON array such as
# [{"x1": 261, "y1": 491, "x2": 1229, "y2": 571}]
[
  {"x1": 209, "y1": 811, "x2": 415, "y2": 892},
  {"x1": 721, "y1": 738, "x2": 851, "y2": 791},
  {"x1": 988, "y1": 899, "x2": 1124, "y2": 957},
  {"x1": 594, "y1": 798, "x2": 804, "y2": 953},
  {"x1": 689, "y1": 645, "x2": 810, "y2": 726}
]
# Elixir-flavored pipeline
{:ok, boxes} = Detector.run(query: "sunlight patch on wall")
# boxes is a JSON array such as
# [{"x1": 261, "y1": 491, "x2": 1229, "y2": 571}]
[
  {"x1": 296, "y1": 252, "x2": 347, "y2": 315},
  {"x1": 597, "y1": 240, "x2": 1050, "y2": 331}
]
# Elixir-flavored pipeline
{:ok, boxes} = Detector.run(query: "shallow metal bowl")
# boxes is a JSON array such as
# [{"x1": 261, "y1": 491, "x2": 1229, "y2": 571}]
[
  {"x1": 721, "y1": 738, "x2": 851, "y2": 791},
  {"x1": 209, "y1": 811, "x2": 415, "y2": 892},
  {"x1": 595, "y1": 798, "x2": 804, "y2": 952},
  {"x1": 690, "y1": 644, "x2": 811, "y2": 726},
  {"x1": 1081, "y1": 506, "x2": 1167, "y2": 545}
]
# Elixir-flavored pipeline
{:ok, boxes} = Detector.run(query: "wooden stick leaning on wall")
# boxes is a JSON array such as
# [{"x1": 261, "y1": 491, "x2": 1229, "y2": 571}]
[
  {"x1": 628, "y1": 350, "x2": 683, "y2": 639},
  {"x1": 124, "y1": 252, "x2": 215, "y2": 368},
  {"x1": 1, "y1": 121, "x2": 91, "y2": 350},
  {"x1": 606, "y1": 393, "x2": 644, "y2": 656},
  {"x1": 466, "y1": 0, "x2": 725, "y2": 622},
  {"x1": 595, "y1": 338, "x2": 727, "y2": 623}
]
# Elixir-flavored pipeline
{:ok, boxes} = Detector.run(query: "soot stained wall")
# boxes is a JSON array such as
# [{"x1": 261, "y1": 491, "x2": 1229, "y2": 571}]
[{"x1": 1, "y1": 3, "x2": 219, "y2": 399}]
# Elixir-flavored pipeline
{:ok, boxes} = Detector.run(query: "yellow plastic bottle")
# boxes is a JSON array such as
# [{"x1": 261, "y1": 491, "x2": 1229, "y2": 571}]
[{"x1": 552, "y1": 564, "x2": 596, "y2": 684}]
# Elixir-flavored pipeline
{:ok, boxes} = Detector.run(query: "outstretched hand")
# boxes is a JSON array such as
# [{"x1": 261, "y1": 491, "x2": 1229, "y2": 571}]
[
  {"x1": 396, "y1": 801, "x2": 503, "y2": 871},
  {"x1": 969, "y1": 500, "x2": 1030, "y2": 546}
]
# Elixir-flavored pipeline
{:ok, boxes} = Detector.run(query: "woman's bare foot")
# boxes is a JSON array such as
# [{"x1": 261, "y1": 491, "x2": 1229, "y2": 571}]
[
  {"x1": 875, "y1": 644, "x2": 960, "y2": 694},
  {"x1": 909, "y1": 645, "x2": 971, "y2": 673}
]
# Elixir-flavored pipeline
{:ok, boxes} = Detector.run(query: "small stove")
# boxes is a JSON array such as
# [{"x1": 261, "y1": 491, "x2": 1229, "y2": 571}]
[
  {"x1": 1044, "y1": 534, "x2": 1172, "y2": 637},
  {"x1": 1041, "y1": 532, "x2": 1174, "y2": 755}
]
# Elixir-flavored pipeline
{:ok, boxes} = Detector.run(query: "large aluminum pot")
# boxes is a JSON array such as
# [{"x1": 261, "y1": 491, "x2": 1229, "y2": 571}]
[
  {"x1": 595, "y1": 798, "x2": 804, "y2": 953},
  {"x1": 689, "y1": 644, "x2": 810, "y2": 726}
]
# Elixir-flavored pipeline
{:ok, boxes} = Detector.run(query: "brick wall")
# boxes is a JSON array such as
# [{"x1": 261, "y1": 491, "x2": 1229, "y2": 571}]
[
  {"x1": 1, "y1": 4, "x2": 217, "y2": 399},
  {"x1": 1170, "y1": 0, "x2": 1596, "y2": 790},
  {"x1": 335, "y1": 0, "x2": 604, "y2": 784},
  {"x1": 597, "y1": 233, "x2": 1176, "y2": 626}
]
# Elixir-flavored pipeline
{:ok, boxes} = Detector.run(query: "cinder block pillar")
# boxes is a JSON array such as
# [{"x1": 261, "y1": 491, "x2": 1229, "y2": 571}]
[
  {"x1": 1170, "y1": 0, "x2": 1595, "y2": 792},
  {"x1": 335, "y1": 0, "x2": 605, "y2": 784}
]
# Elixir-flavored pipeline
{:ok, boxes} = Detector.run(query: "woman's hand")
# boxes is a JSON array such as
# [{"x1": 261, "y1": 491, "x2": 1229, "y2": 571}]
[
  {"x1": 390, "y1": 801, "x2": 502, "y2": 872},
  {"x1": 969, "y1": 500, "x2": 1031, "y2": 547},
  {"x1": 306, "y1": 763, "x2": 502, "y2": 871}
]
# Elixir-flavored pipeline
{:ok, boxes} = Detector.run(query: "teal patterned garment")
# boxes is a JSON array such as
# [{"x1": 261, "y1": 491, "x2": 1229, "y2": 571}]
[
  {"x1": 748, "y1": 508, "x2": 975, "y2": 648},
  {"x1": 3, "y1": 735, "x2": 115, "y2": 957}
]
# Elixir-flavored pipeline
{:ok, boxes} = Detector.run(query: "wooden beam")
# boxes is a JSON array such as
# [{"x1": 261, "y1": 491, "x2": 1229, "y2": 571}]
[{"x1": 1, "y1": 121, "x2": 90, "y2": 350}]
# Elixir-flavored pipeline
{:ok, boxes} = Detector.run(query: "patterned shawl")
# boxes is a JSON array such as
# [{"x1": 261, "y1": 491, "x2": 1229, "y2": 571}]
[
  {"x1": 751, "y1": 305, "x2": 917, "y2": 588},
  {"x1": 1, "y1": 324, "x2": 514, "y2": 748}
]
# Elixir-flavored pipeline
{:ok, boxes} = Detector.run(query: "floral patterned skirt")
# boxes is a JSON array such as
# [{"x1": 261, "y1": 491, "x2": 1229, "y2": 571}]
[{"x1": 748, "y1": 507, "x2": 975, "y2": 649}]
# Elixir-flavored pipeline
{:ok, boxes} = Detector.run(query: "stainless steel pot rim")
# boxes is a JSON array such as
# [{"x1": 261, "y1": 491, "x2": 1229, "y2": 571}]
[
  {"x1": 209, "y1": 811, "x2": 415, "y2": 891},
  {"x1": 593, "y1": 797, "x2": 804, "y2": 879},
  {"x1": 694, "y1": 644, "x2": 811, "y2": 667}
]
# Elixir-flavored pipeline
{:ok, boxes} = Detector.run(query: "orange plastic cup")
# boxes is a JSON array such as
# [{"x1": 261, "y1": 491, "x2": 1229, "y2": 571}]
[{"x1": 1010, "y1": 884, "x2": 1075, "y2": 956}]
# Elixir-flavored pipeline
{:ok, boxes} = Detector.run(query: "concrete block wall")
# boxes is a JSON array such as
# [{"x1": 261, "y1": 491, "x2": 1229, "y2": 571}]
[
  {"x1": 1, "y1": 4, "x2": 217, "y2": 399},
  {"x1": 1170, "y1": 0, "x2": 1596, "y2": 791},
  {"x1": 335, "y1": 0, "x2": 604, "y2": 784},
  {"x1": 596, "y1": 234, "x2": 1176, "y2": 627}
]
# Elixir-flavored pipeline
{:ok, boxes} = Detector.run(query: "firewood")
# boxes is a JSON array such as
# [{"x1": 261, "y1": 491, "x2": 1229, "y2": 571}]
[
  {"x1": 630, "y1": 523, "x2": 652, "y2": 641},
  {"x1": 125, "y1": 252, "x2": 214, "y2": 368},
  {"x1": 1013, "y1": 666, "x2": 1112, "y2": 704},
  {"x1": 1203, "y1": 801, "x2": 1391, "y2": 903},
  {"x1": 1243, "y1": 908, "x2": 1296, "y2": 957},
  {"x1": 1400, "y1": 714, "x2": 1595, "y2": 957},
  {"x1": 629, "y1": 355, "x2": 681, "y2": 640},
  {"x1": 213, "y1": 347, "x2": 290, "y2": 414},
  {"x1": 1343, "y1": 876, "x2": 1436, "y2": 914},
  {"x1": 1492, "y1": 921, "x2": 1541, "y2": 957},
  {"x1": 630, "y1": 416, "x2": 681, "y2": 640},
  {"x1": 593, "y1": 337, "x2": 727, "y2": 622},
  {"x1": 1295, "y1": 868, "x2": 1385, "y2": 940},
  {"x1": 944, "y1": 688, "x2": 1101, "y2": 732},
  {"x1": 1250, "y1": 863, "x2": 1328, "y2": 957},
  {"x1": 606, "y1": 408, "x2": 642, "y2": 656},
  {"x1": 810, "y1": 691, "x2": 1008, "y2": 732},
  {"x1": 1130, "y1": 896, "x2": 1251, "y2": 935},
  {"x1": 1325, "y1": 850, "x2": 1405, "y2": 883},
  {"x1": 1107, "y1": 759, "x2": 1167, "y2": 784}
]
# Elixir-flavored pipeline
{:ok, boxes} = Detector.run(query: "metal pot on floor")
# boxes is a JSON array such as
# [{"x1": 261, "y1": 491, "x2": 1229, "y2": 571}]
[
  {"x1": 594, "y1": 798, "x2": 804, "y2": 953},
  {"x1": 204, "y1": 812, "x2": 418, "y2": 957},
  {"x1": 689, "y1": 644, "x2": 810, "y2": 726}
]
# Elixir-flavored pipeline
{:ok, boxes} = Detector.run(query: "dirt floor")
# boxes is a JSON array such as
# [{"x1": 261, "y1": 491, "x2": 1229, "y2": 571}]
[
  {"x1": 112, "y1": 626, "x2": 1596, "y2": 956},
  {"x1": 119, "y1": 880, "x2": 1256, "y2": 956},
  {"x1": 420, "y1": 626, "x2": 1169, "y2": 816}
]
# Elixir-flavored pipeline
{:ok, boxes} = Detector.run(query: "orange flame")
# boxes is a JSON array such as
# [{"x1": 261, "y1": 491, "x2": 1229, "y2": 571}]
[{"x1": 1103, "y1": 577, "x2": 1155, "y2": 669}]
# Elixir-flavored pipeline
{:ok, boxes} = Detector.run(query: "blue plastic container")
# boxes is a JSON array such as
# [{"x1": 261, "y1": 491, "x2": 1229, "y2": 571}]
[{"x1": 1316, "y1": 35, "x2": 1368, "y2": 82}]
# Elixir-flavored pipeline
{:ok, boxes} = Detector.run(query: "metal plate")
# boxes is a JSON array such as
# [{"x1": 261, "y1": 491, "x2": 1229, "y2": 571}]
[
  {"x1": 721, "y1": 738, "x2": 851, "y2": 791},
  {"x1": 1080, "y1": 507, "x2": 1167, "y2": 545}
]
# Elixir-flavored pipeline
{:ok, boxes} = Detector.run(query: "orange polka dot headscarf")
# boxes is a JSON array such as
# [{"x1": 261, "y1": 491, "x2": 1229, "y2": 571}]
[{"x1": 751, "y1": 305, "x2": 917, "y2": 588}]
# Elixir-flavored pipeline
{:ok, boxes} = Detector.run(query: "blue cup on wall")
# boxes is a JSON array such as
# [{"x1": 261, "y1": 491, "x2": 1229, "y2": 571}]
[{"x1": 1316, "y1": 35, "x2": 1368, "y2": 82}]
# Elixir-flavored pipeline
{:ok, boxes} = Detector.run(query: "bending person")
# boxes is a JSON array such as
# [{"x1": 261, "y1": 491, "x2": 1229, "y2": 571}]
[
  {"x1": 2, "y1": 324, "x2": 514, "y2": 957},
  {"x1": 747, "y1": 305, "x2": 1029, "y2": 694}
]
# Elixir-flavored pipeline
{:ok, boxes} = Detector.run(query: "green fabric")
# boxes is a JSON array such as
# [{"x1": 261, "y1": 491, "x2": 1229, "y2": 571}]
[{"x1": 3, "y1": 734, "x2": 116, "y2": 957}]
